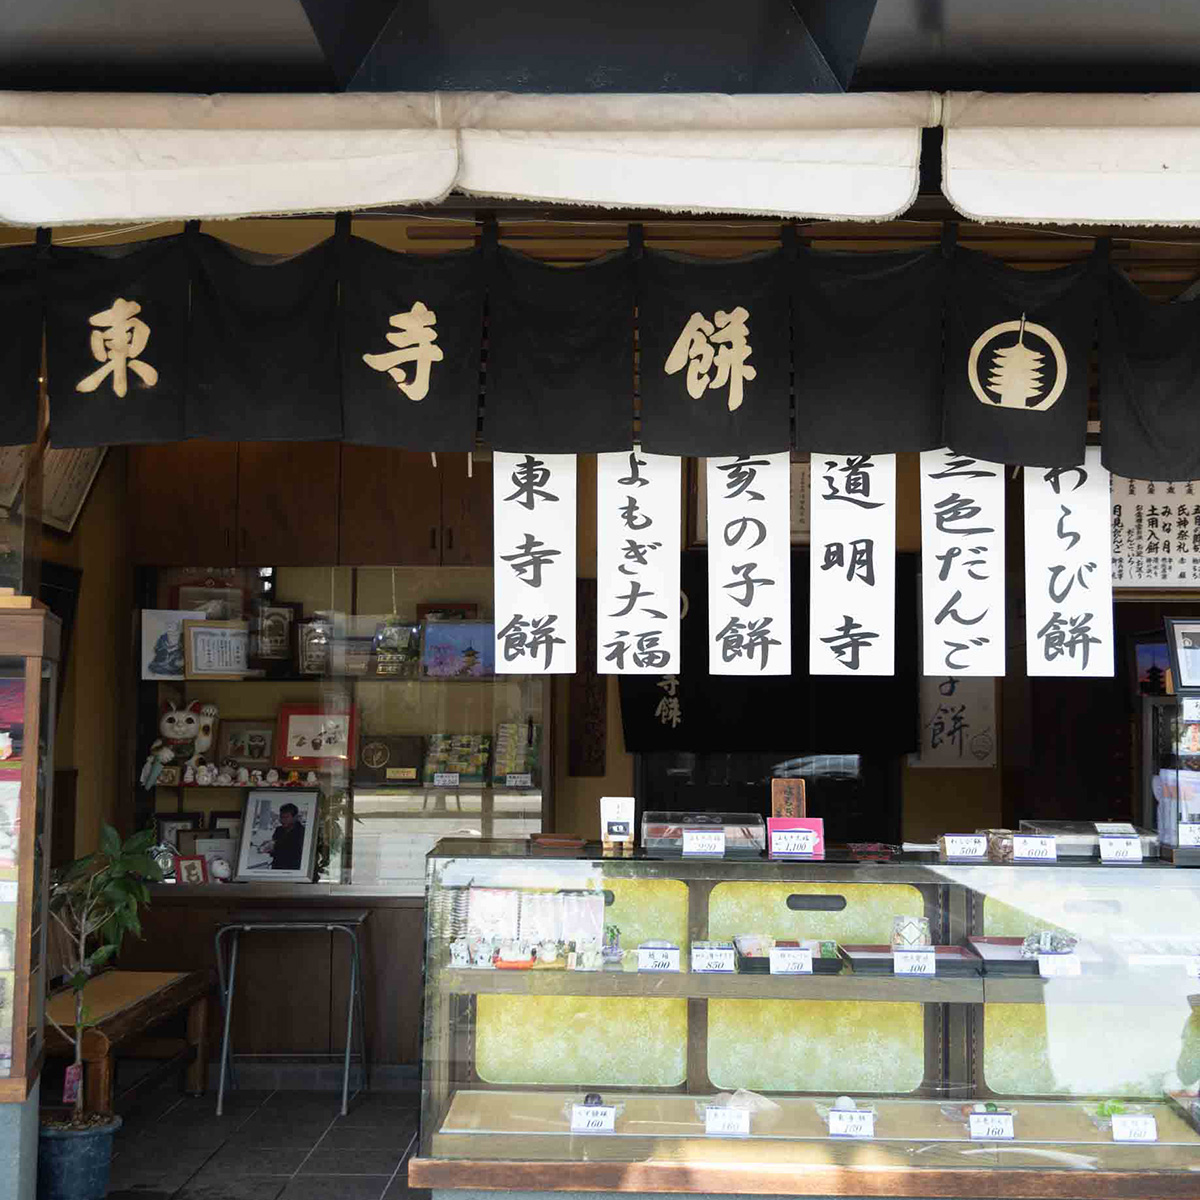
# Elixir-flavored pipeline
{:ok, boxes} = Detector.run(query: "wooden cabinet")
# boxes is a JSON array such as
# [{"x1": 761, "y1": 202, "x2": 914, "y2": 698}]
[
  {"x1": 127, "y1": 441, "x2": 238, "y2": 565},
  {"x1": 338, "y1": 447, "x2": 492, "y2": 566},
  {"x1": 236, "y1": 441, "x2": 340, "y2": 565}
]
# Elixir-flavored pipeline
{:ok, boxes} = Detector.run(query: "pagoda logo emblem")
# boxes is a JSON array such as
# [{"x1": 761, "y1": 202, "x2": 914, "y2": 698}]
[{"x1": 967, "y1": 313, "x2": 1067, "y2": 411}]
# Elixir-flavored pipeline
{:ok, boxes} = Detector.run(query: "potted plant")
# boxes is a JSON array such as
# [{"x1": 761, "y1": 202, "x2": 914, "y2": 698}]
[{"x1": 38, "y1": 824, "x2": 162, "y2": 1200}]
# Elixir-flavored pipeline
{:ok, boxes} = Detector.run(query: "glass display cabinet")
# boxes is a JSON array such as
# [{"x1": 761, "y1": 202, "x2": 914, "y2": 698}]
[
  {"x1": 1142, "y1": 694, "x2": 1200, "y2": 864},
  {"x1": 412, "y1": 840, "x2": 1200, "y2": 1196},
  {"x1": 0, "y1": 604, "x2": 59, "y2": 1100}
]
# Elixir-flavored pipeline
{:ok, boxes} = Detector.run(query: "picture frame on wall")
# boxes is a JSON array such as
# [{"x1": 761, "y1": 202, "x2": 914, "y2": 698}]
[
  {"x1": 416, "y1": 602, "x2": 479, "y2": 623},
  {"x1": 174, "y1": 854, "x2": 208, "y2": 885},
  {"x1": 217, "y1": 719, "x2": 275, "y2": 768},
  {"x1": 252, "y1": 602, "x2": 301, "y2": 662},
  {"x1": 1166, "y1": 618, "x2": 1200, "y2": 695},
  {"x1": 296, "y1": 616, "x2": 333, "y2": 676},
  {"x1": 276, "y1": 703, "x2": 357, "y2": 770},
  {"x1": 209, "y1": 809, "x2": 243, "y2": 846},
  {"x1": 183, "y1": 619, "x2": 251, "y2": 680},
  {"x1": 141, "y1": 609, "x2": 204, "y2": 681},
  {"x1": 234, "y1": 789, "x2": 319, "y2": 881},
  {"x1": 155, "y1": 814, "x2": 200, "y2": 849},
  {"x1": 420, "y1": 621, "x2": 495, "y2": 678},
  {"x1": 174, "y1": 586, "x2": 245, "y2": 620}
]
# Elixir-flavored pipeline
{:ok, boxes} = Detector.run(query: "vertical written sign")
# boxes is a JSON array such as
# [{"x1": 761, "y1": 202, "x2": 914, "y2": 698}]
[
  {"x1": 1024, "y1": 446, "x2": 1114, "y2": 678},
  {"x1": 1111, "y1": 475, "x2": 1200, "y2": 589},
  {"x1": 493, "y1": 452, "x2": 577, "y2": 674},
  {"x1": 920, "y1": 449, "x2": 1006, "y2": 676},
  {"x1": 809, "y1": 453, "x2": 896, "y2": 676},
  {"x1": 597, "y1": 451, "x2": 682, "y2": 674},
  {"x1": 706, "y1": 453, "x2": 791, "y2": 676}
]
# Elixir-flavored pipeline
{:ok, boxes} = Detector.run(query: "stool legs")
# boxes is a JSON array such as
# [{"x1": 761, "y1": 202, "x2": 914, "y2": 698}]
[
  {"x1": 341, "y1": 937, "x2": 357, "y2": 1115},
  {"x1": 216, "y1": 929, "x2": 240, "y2": 1117},
  {"x1": 185, "y1": 994, "x2": 209, "y2": 1096}
]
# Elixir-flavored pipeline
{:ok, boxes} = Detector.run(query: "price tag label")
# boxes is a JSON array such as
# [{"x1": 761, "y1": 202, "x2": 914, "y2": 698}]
[
  {"x1": 705, "y1": 1106, "x2": 750, "y2": 1136},
  {"x1": 771, "y1": 829, "x2": 819, "y2": 856},
  {"x1": 1185, "y1": 957, "x2": 1200, "y2": 979},
  {"x1": 1100, "y1": 835, "x2": 1142, "y2": 863},
  {"x1": 683, "y1": 828, "x2": 725, "y2": 857},
  {"x1": 1179, "y1": 823, "x2": 1200, "y2": 848},
  {"x1": 0, "y1": 881, "x2": 16, "y2": 903},
  {"x1": 1111, "y1": 1114, "x2": 1157, "y2": 1143},
  {"x1": 942, "y1": 835, "x2": 987, "y2": 859},
  {"x1": 570, "y1": 1104, "x2": 616, "y2": 1133},
  {"x1": 1013, "y1": 835, "x2": 1057, "y2": 862},
  {"x1": 1037, "y1": 953, "x2": 1081, "y2": 978},
  {"x1": 433, "y1": 772, "x2": 460, "y2": 788},
  {"x1": 894, "y1": 949, "x2": 936, "y2": 976},
  {"x1": 1184, "y1": 697, "x2": 1200, "y2": 722},
  {"x1": 692, "y1": 946, "x2": 736, "y2": 973},
  {"x1": 828, "y1": 1109, "x2": 874, "y2": 1138},
  {"x1": 968, "y1": 1111, "x2": 1014, "y2": 1141},
  {"x1": 505, "y1": 773, "x2": 532, "y2": 788},
  {"x1": 638, "y1": 946, "x2": 681, "y2": 973},
  {"x1": 769, "y1": 946, "x2": 813, "y2": 975}
]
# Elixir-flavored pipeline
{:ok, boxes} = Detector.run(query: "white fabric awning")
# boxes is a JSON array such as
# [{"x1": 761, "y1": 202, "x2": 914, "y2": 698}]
[
  {"x1": 0, "y1": 90, "x2": 938, "y2": 226},
  {"x1": 941, "y1": 92, "x2": 1200, "y2": 227}
]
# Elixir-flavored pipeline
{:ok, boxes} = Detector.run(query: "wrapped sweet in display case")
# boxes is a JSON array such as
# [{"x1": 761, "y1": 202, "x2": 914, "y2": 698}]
[{"x1": 411, "y1": 839, "x2": 1200, "y2": 1197}]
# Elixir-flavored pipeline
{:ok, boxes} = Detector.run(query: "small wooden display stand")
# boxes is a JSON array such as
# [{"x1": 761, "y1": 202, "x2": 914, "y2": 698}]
[{"x1": 45, "y1": 970, "x2": 211, "y2": 1113}]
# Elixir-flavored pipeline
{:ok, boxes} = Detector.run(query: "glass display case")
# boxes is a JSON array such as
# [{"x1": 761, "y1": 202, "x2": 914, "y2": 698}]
[
  {"x1": 136, "y1": 567, "x2": 549, "y2": 893},
  {"x1": 0, "y1": 605, "x2": 59, "y2": 1100},
  {"x1": 1142, "y1": 695, "x2": 1200, "y2": 864},
  {"x1": 413, "y1": 840, "x2": 1200, "y2": 1196}
]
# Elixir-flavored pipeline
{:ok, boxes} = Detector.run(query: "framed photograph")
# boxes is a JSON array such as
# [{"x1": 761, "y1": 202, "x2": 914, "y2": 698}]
[
  {"x1": 209, "y1": 809, "x2": 244, "y2": 845},
  {"x1": 372, "y1": 621, "x2": 420, "y2": 677},
  {"x1": 420, "y1": 621, "x2": 495, "y2": 678},
  {"x1": 157, "y1": 765, "x2": 181, "y2": 788},
  {"x1": 218, "y1": 719, "x2": 275, "y2": 768},
  {"x1": 235, "y1": 789, "x2": 319, "y2": 881},
  {"x1": 155, "y1": 814, "x2": 200, "y2": 849},
  {"x1": 141, "y1": 609, "x2": 203, "y2": 681},
  {"x1": 1166, "y1": 618, "x2": 1200, "y2": 695},
  {"x1": 252, "y1": 602, "x2": 301, "y2": 662},
  {"x1": 276, "y1": 703, "x2": 357, "y2": 769},
  {"x1": 416, "y1": 602, "x2": 479, "y2": 623},
  {"x1": 174, "y1": 854, "x2": 208, "y2": 885},
  {"x1": 194, "y1": 836, "x2": 236, "y2": 882},
  {"x1": 174, "y1": 586, "x2": 245, "y2": 620},
  {"x1": 184, "y1": 619, "x2": 251, "y2": 680},
  {"x1": 296, "y1": 616, "x2": 333, "y2": 676}
]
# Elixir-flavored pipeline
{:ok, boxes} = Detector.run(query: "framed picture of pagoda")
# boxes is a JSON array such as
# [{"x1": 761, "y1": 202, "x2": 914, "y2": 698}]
[{"x1": 420, "y1": 621, "x2": 495, "y2": 678}]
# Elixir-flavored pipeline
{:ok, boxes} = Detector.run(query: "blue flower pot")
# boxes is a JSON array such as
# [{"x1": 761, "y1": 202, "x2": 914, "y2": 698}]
[{"x1": 37, "y1": 1116, "x2": 122, "y2": 1200}]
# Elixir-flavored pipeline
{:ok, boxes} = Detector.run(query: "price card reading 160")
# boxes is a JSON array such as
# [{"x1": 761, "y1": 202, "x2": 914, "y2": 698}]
[
  {"x1": 705, "y1": 1106, "x2": 750, "y2": 1137},
  {"x1": 828, "y1": 1109, "x2": 874, "y2": 1139},
  {"x1": 570, "y1": 1104, "x2": 616, "y2": 1133},
  {"x1": 968, "y1": 1111, "x2": 1014, "y2": 1140},
  {"x1": 1111, "y1": 1114, "x2": 1157, "y2": 1143}
]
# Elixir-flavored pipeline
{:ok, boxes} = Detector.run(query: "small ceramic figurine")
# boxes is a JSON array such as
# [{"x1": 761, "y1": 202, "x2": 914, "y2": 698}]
[
  {"x1": 139, "y1": 700, "x2": 219, "y2": 790},
  {"x1": 196, "y1": 763, "x2": 216, "y2": 786},
  {"x1": 450, "y1": 939, "x2": 472, "y2": 967},
  {"x1": 305, "y1": 771, "x2": 318, "y2": 785},
  {"x1": 236, "y1": 767, "x2": 250, "y2": 785},
  {"x1": 537, "y1": 940, "x2": 558, "y2": 964},
  {"x1": 285, "y1": 770, "x2": 302, "y2": 785},
  {"x1": 249, "y1": 769, "x2": 263, "y2": 786},
  {"x1": 266, "y1": 768, "x2": 279, "y2": 784},
  {"x1": 183, "y1": 763, "x2": 196, "y2": 784},
  {"x1": 215, "y1": 770, "x2": 233, "y2": 787},
  {"x1": 209, "y1": 858, "x2": 233, "y2": 882}
]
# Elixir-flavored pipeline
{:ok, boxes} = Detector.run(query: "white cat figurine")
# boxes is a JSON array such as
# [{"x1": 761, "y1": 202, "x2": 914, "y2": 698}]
[{"x1": 139, "y1": 700, "x2": 218, "y2": 790}]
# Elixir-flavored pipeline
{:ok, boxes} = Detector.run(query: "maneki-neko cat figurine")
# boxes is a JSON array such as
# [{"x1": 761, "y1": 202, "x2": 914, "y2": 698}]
[{"x1": 139, "y1": 700, "x2": 219, "y2": 789}]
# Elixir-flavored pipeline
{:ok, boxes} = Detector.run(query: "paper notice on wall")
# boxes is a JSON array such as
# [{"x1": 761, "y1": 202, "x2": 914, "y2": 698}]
[
  {"x1": 809, "y1": 452, "x2": 896, "y2": 676},
  {"x1": 596, "y1": 450, "x2": 681, "y2": 674},
  {"x1": 1111, "y1": 475, "x2": 1200, "y2": 589},
  {"x1": 493, "y1": 452, "x2": 577, "y2": 674},
  {"x1": 916, "y1": 674, "x2": 998, "y2": 767},
  {"x1": 1024, "y1": 447, "x2": 1114, "y2": 677},
  {"x1": 920, "y1": 448, "x2": 1005, "y2": 676},
  {"x1": 706, "y1": 452, "x2": 791, "y2": 675}
]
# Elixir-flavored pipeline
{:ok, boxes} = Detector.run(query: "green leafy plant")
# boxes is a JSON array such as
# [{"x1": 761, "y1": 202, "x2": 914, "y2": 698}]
[{"x1": 46, "y1": 824, "x2": 163, "y2": 1118}]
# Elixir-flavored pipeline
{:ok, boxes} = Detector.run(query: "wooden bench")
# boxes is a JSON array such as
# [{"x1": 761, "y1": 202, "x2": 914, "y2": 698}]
[{"x1": 45, "y1": 969, "x2": 211, "y2": 1113}]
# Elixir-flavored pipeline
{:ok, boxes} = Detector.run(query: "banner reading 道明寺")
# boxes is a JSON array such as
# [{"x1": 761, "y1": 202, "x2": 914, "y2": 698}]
[
  {"x1": 596, "y1": 450, "x2": 681, "y2": 674},
  {"x1": 493, "y1": 451, "x2": 577, "y2": 675},
  {"x1": 809, "y1": 453, "x2": 896, "y2": 677}
]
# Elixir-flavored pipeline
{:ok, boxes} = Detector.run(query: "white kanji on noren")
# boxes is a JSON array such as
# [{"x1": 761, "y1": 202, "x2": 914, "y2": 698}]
[
  {"x1": 76, "y1": 297, "x2": 158, "y2": 397},
  {"x1": 664, "y1": 307, "x2": 755, "y2": 412},
  {"x1": 362, "y1": 301, "x2": 443, "y2": 401}
]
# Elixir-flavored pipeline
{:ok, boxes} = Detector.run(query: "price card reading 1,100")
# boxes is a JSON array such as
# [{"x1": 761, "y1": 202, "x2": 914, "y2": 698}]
[
  {"x1": 570, "y1": 1105, "x2": 616, "y2": 1134},
  {"x1": 1111, "y1": 1114, "x2": 1157, "y2": 1143},
  {"x1": 705, "y1": 1106, "x2": 750, "y2": 1137},
  {"x1": 683, "y1": 828, "x2": 726, "y2": 857},
  {"x1": 638, "y1": 946, "x2": 681, "y2": 973},
  {"x1": 1013, "y1": 835, "x2": 1056, "y2": 862},
  {"x1": 968, "y1": 1111, "x2": 1015, "y2": 1141},
  {"x1": 771, "y1": 829, "x2": 819, "y2": 856},
  {"x1": 828, "y1": 1109, "x2": 874, "y2": 1139}
]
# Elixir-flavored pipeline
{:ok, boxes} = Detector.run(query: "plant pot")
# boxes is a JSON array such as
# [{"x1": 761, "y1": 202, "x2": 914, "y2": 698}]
[{"x1": 37, "y1": 1115, "x2": 122, "y2": 1200}]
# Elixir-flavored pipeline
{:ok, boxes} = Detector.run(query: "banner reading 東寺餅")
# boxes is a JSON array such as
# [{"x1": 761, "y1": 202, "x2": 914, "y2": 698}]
[
  {"x1": 809, "y1": 453, "x2": 896, "y2": 677},
  {"x1": 920, "y1": 448, "x2": 1006, "y2": 676},
  {"x1": 493, "y1": 451, "x2": 577, "y2": 675},
  {"x1": 596, "y1": 451, "x2": 681, "y2": 674},
  {"x1": 1024, "y1": 446, "x2": 1114, "y2": 678},
  {"x1": 706, "y1": 452, "x2": 791, "y2": 675}
]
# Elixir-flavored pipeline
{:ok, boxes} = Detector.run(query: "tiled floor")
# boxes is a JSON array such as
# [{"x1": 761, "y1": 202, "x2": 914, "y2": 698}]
[{"x1": 104, "y1": 1088, "x2": 425, "y2": 1200}]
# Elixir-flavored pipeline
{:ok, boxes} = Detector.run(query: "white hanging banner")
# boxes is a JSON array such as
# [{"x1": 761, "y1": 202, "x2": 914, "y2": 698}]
[
  {"x1": 809, "y1": 453, "x2": 896, "y2": 676},
  {"x1": 706, "y1": 452, "x2": 791, "y2": 676},
  {"x1": 597, "y1": 450, "x2": 682, "y2": 674},
  {"x1": 920, "y1": 448, "x2": 1006, "y2": 676},
  {"x1": 493, "y1": 452, "x2": 577, "y2": 674},
  {"x1": 1024, "y1": 447, "x2": 1114, "y2": 678}
]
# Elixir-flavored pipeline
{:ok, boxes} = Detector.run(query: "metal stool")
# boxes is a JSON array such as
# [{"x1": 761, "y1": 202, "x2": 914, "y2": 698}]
[{"x1": 214, "y1": 908, "x2": 370, "y2": 1116}]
